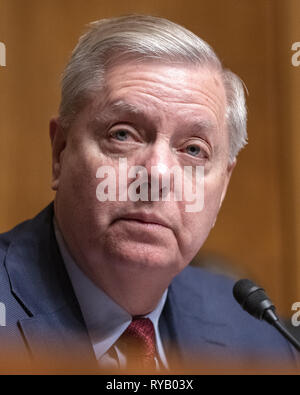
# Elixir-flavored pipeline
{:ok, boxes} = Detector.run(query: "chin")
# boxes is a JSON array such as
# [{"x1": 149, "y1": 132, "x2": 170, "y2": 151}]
[{"x1": 107, "y1": 242, "x2": 179, "y2": 272}]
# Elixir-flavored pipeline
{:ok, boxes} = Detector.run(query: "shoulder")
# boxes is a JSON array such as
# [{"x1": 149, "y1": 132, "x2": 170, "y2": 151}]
[
  {"x1": 0, "y1": 216, "x2": 33, "y2": 295},
  {"x1": 170, "y1": 265, "x2": 268, "y2": 331},
  {"x1": 168, "y1": 265, "x2": 297, "y2": 367},
  {"x1": 0, "y1": 203, "x2": 55, "y2": 304},
  {"x1": 172, "y1": 264, "x2": 234, "y2": 295},
  {"x1": 170, "y1": 265, "x2": 238, "y2": 317},
  {"x1": 0, "y1": 203, "x2": 54, "y2": 248},
  {"x1": 169, "y1": 265, "x2": 248, "y2": 328}
]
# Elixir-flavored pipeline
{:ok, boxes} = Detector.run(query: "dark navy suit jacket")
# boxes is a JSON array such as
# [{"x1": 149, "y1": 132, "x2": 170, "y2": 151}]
[{"x1": 0, "y1": 204, "x2": 298, "y2": 371}]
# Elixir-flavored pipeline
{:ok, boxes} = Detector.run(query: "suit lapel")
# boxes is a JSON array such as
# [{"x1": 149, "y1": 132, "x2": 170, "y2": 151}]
[
  {"x1": 159, "y1": 273, "x2": 231, "y2": 369},
  {"x1": 18, "y1": 305, "x2": 97, "y2": 371},
  {"x1": 4, "y1": 204, "x2": 97, "y2": 369}
]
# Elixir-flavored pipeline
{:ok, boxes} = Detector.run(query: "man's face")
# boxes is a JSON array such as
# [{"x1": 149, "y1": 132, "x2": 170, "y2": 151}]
[{"x1": 51, "y1": 61, "x2": 234, "y2": 284}]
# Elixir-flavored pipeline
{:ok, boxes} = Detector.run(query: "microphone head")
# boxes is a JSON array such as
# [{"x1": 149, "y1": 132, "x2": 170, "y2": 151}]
[{"x1": 233, "y1": 279, "x2": 276, "y2": 320}]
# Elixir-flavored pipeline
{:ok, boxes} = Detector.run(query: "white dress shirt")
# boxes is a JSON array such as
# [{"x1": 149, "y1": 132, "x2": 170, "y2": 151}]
[{"x1": 53, "y1": 220, "x2": 169, "y2": 370}]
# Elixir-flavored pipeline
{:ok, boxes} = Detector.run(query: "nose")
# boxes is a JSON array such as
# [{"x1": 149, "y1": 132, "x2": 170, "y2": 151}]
[
  {"x1": 138, "y1": 140, "x2": 178, "y2": 201},
  {"x1": 143, "y1": 139, "x2": 175, "y2": 173}
]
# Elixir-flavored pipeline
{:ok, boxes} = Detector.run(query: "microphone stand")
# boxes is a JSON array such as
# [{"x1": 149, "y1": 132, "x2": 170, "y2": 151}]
[{"x1": 264, "y1": 306, "x2": 300, "y2": 351}]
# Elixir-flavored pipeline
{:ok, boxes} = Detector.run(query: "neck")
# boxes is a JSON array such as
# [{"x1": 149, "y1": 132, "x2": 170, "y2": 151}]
[{"x1": 79, "y1": 258, "x2": 172, "y2": 316}]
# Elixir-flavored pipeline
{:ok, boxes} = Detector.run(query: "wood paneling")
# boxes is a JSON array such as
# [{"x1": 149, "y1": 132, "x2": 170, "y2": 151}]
[
  {"x1": 273, "y1": 0, "x2": 300, "y2": 312},
  {"x1": 0, "y1": 0, "x2": 299, "y2": 314}
]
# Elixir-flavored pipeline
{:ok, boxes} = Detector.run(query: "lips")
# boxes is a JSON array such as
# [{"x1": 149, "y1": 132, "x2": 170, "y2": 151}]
[{"x1": 116, "y1": 212, "x2": 171, "y2": 229}]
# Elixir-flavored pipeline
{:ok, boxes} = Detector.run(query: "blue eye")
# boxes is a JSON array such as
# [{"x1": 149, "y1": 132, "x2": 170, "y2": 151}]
[
  {"x1": 113, "y1": 130, "x2": 128, "y2": 141},
  {"x1": 186, "y1": 145, "x2": 201, "y2": 157}
]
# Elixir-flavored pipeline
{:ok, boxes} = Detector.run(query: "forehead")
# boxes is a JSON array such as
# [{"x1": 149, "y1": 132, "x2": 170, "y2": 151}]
[
  {"x1": 84, "y1": 61, "x2": 227, "y2": 140},
  {"x1": 92, "y1": 61, "x2": 227, "y2": 130}
]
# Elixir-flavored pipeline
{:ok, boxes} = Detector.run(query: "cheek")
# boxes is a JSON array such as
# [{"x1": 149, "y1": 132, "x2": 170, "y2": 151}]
[
  {"x1": 57, "y1": 145, "x2": 106, "y2": 224},
  {"x1": 60, "y1": 141, "x2": 106, "y2": 198},
  {"x1": 178, "y1": 174, "x2": 225, "y2": 259},
  {"x1": 60, "y1": 161, "x2": 96, "y2": 208},
  {"x1": 203, "y1": 176, "x2": 224, "y2": 215}
]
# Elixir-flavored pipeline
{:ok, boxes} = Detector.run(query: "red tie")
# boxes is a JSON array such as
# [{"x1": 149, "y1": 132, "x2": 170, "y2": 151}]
[{"x1": 121, "y1": 317, "x2": 157, "y2": 370}]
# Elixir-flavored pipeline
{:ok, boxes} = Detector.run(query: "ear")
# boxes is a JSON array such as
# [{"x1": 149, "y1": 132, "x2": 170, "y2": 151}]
[
  {"x1": 219, "y1": 158, "x2": 236, "y2": 208},
  {"x1": 49, "y1": 118, "x2": 67, "y2": 191}
]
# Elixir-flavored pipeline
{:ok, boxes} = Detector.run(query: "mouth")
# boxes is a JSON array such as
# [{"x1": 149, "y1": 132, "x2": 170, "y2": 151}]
[{"x1": 114, "y1": 212, "x2": 171, "y2": 230}]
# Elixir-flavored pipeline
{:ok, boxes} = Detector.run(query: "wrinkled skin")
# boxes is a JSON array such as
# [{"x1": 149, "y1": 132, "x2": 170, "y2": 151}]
[{"x1": 50, "y1": 61, "x2": 235, "y2": 315}]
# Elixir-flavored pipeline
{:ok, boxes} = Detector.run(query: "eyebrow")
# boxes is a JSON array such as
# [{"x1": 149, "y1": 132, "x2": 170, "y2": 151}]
[
  {"x1": 110, "y1": 100, "x2": 143, "y2": 115},
  {"x1": 100, "y1": 99, "x2": 155, "y2": 120},
  {"x1": 185, "y1": 119, "x2": 217, "y2": 133},
  {"x1": 89, "y1": 99, "x2": 160, "y2": 131},
  {"x1": 109, "y1": 101, "x2": 216, "y2": 128}
]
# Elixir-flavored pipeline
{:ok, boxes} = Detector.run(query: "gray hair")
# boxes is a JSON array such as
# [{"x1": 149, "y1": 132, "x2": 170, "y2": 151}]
[{"x1": 59, "y1": 15, "x2": 247, "y2": 162}]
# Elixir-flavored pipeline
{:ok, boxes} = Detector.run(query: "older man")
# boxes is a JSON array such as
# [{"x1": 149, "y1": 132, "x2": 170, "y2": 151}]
[{"x1": 0, "y1": 15, "x2": 296, "y2": 372}]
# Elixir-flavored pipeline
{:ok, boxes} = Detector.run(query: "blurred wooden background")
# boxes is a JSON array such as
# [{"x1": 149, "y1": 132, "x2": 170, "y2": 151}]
[{"x1": 0, "y1": 0, "x2": 299, "y2": 315}]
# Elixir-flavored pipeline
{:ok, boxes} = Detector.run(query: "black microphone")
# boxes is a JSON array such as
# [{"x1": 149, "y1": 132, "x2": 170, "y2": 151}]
[{"x1": 233, "y1": 279, "x2": 300, "y2": 352}]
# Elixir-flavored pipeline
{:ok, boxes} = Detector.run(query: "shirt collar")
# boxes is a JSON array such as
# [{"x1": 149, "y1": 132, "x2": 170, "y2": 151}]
[{"x1": 53, "y1": 218, "x2": 168, "y2": 360}]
